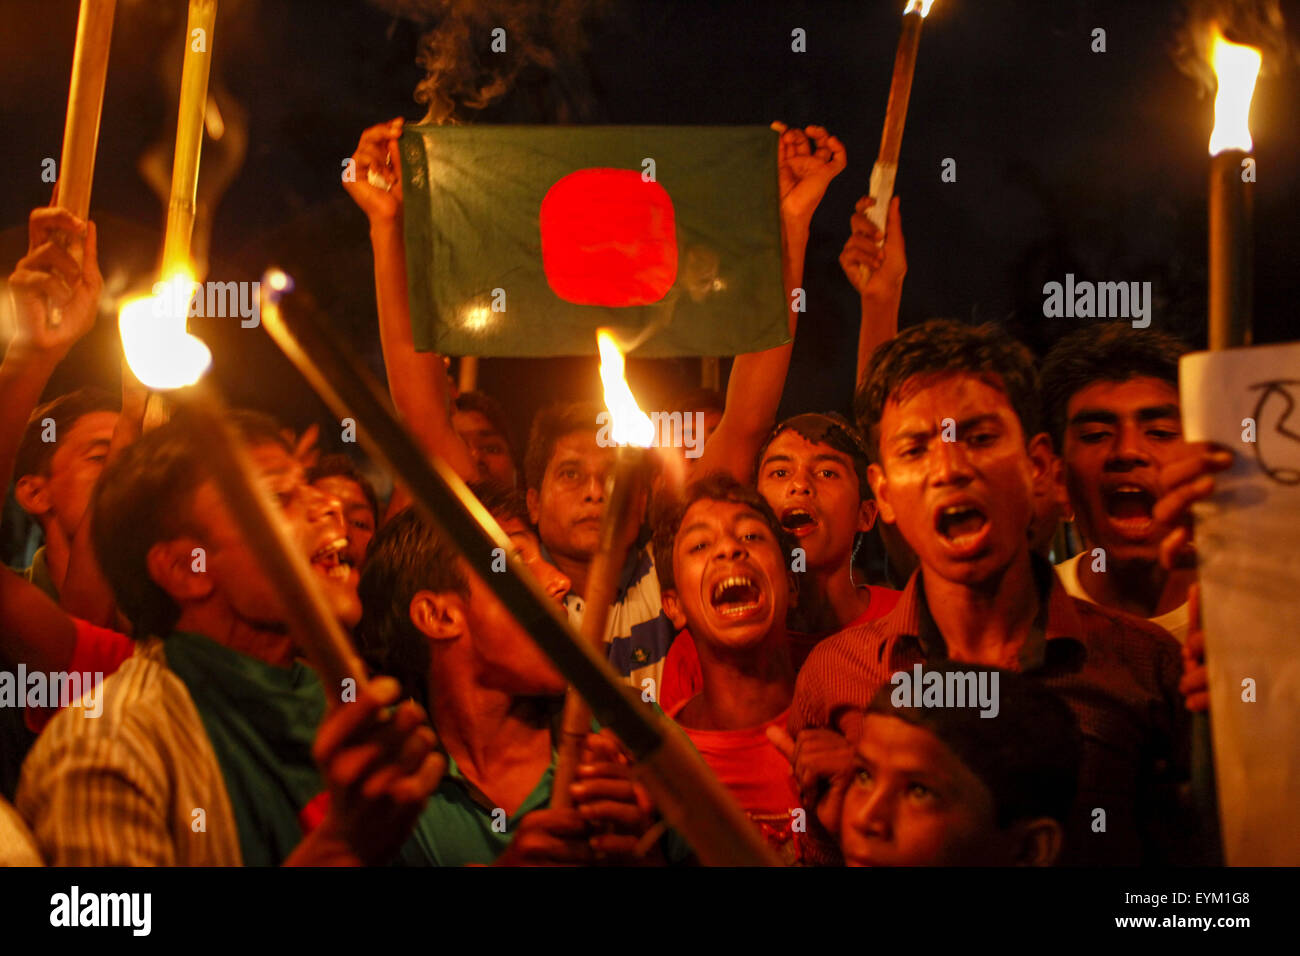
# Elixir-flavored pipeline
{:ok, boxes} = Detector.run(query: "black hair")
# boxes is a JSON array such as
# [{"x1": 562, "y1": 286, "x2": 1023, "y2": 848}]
[
  {"x1": 89, "y1": 409, "x2": 289, "y2": 639},
  {"x1": 757, "y1": 412, "x2": 873, "y2": 501},
  {"x1": 651, "y1": 472, "x2": 797, "y2": 594},
  {"x1": 1039, "y1": 326, "x2": 1187, "y2": 450},
  {"x1": 355, "y1": 507, "x2": 471, "y2": 711},
  {"x1": 865, "y1": 664, "x2": 1081, "y2": 828},
  {"x1": 855, "y1": 320, "x2": 1042, "y2": 461},
  {"x1": 454, "y1": 389, "x2": 520, "y2": 469},
  {"x1": 15, "y1": 387, "x2": 119, "y2": 479},
  {"x1": 308, "y1": 453, "x2": 381, "y2": 527},
  {"x1": 523, "y1": 399, "x2": 603, "y2": 492}
]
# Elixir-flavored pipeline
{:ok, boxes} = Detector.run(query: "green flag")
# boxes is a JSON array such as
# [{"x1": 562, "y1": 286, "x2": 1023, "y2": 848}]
[{"x1": 399, "y1": 124, "x2": 788, "y2": 358}]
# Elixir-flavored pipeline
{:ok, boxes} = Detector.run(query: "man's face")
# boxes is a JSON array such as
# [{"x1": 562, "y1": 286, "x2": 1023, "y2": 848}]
[
  {"x1": 30, "y1": 410, "x2": 119, "y2": 538},
  {"x1": 311, "y1": 475, "x2": 376, "y2": 570},
  {"x1": 461, "y1": 560, "x2": 567, "y2": 697},
  {"x1": 187, "y1": 442, "x2": 362, "y2": 631},
  {"x1": 527, "y1": 431, "x2": 613, "y2": 563},
  {"x1": 498, "y1": 515, "x2": 571, "y2": 605},
  {"x1": 453, "y1": 409, "x2": 516, "y2": 487},
  {"x1": 869, "y1": 374, "x2": 1048, "y2": 588},
  {"x1": 663, "y1": 499, "x2": 792, "y2": 654},
  {"x1": 841, "y1": 714, "x2": 1007, "y2": 866},
  {"x1": 757, "y1": 429, "x2": 874, "y2": 571},
  {"x1": 1061, "y1": 377, "x2": 1186, "y2": 563}
]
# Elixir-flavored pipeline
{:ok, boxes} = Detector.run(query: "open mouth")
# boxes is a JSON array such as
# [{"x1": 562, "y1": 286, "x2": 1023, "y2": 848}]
[
  {"x1": 1102, "y1": 484, "x2": 1156, "y2": 534},
  {"x1": 935, "y1": 504, "x2": 988, "y2": 544},
  {"x1": 310, "y1": 537, "x2": 355, "y2": 582},
  {"x1": 709, "y1": 574, "x2": 763, "y2": 618},
  {"x1": 780, "y1": 507, "x2": 818, "y2": 536}
]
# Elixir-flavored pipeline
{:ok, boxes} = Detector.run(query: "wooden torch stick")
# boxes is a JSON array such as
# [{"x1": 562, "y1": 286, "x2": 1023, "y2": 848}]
[
  {"x1": 257, "y1": 296, "x2": 779, "y2": 866},
  {"x1": 48, "y1": 0, "x2": 117, "y2": 328},
  {"x1": 167, "y1": 379, "x2": 368, "y2": 694},
  {"x1": 162, "y1": 0, "x2": 218, "y2": 281},
  {"x1": 550, "y1": 445, "x2": 645, "y2": 808},
  {"x1": 861, "y1": 0, "x2": 933, "y2": 284}
]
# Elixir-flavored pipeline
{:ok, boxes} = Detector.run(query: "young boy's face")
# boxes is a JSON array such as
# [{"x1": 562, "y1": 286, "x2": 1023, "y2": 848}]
[
  {"x1": 840, "y1": 713, "x2": 1007, "y2": 866},
  {"x1": 454, "y1": 409, "x2": 516, "y2": 487},
  {"x1": 18, "y1": 410, "x2": 119, "y2": 539},
  {"x1": 182, "y1": 441, "x2": 363, "y2": 631},
  {"x1": 497, "y1": 515, "x2": 571, "y2": 605},
  {"x1": 527, "y1": 430, "x2": 615, "y2": 564},
  {"x1": 868, "y1": 374, "x2": 1050, "y2": 588},
  {"x1": 661, "y1": 498, "x2": 792, "y2": 654},
  {"x1": 311, "y1": 475, "x2": 376, "y2": 570},
  {"x1": 1061, "y1": 377, "x2": 1186, "y2": 564},
  {"x1": 757, "y1": 430, "x2": 875, "y2": 572}
]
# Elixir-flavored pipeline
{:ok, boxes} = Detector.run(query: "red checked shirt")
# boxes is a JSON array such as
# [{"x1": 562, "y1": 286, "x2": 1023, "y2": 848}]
[{"x1": 790, "y1": 557, "x2": 1189, "y2": 866}]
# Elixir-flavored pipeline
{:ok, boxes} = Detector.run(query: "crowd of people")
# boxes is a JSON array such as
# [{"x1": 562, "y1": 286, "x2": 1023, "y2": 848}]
[{"x1": 0, "y1": 119, "x2": 1228, "y2": 866}]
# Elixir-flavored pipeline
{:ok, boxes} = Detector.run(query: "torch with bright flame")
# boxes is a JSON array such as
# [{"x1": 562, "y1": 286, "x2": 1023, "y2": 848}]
[
  {"x1": 860, "y1": 0, "x2": 936, "y2": 284},
  {"x1": 551, "y1": 329, "x2": 655, "y2": 809},
  {"x1": 115, "y1": 0, "x2": 367, "y2": 694},
  {"x1": 1207, "y1": 27, "x2": 1263, "y2": 351}
]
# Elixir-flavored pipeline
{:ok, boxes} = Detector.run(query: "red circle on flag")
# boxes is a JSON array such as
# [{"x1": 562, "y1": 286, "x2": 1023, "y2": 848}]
[{"x1": 540, "y1": 168, "x2": 678, "y2": 306}]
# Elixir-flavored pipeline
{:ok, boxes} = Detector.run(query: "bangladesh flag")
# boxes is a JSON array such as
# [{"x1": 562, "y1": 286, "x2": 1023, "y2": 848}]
[{"x1": 399, "y1": 125, "x2": 789, "y2": 358}]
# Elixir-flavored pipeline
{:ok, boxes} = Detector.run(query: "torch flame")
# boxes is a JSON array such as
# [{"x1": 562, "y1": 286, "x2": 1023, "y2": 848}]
[
  {"x1": 904, "y1": 0, "x2": 935, "y2": 16},
  {"x1": 1208, "y1": 28, "x2": 1262, "y2": 155},
  {"x1": 596, "y1": 329, "x2": 655, "y2": 448},
  {"x1": 119, "y1": 269, "x2": 212, "y2": 390}
]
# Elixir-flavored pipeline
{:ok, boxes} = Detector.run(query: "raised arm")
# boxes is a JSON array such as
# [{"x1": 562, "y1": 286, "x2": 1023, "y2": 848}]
[
  {"x1": 344, "y1": 118, "x2": 478, "y2": 485},
  {"x1": 695, "y1": 123, "x2": 846, "y2": 485},
  {"x1": 0, "y1": 207, "x2": 100, "y2": 662},
  {"x1": 840, "y1": 195, "x2": 907, "y2": 388}
]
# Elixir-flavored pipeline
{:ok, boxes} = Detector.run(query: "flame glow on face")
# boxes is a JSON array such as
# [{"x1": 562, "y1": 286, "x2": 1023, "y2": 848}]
[
  {"x1": 1208, "y1": 27, "x2": 1262, "y2": 155},
  {"x1": 904, "y1": 0, "x2": 935, "y2": 16},
  {"x1": 596, "y1": 329, "x2": 654, "y2": 448},
  {"x1": 118, "y1": 269, "x2": 212, "y2": 389}
]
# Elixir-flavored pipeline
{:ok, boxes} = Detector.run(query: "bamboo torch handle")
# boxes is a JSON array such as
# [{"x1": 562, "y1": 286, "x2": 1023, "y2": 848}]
[
  {"x1": 550, "y1": 546, "x2": 624, "y2": 808},
  {"x1": 49, "y1": 0, "x2": 117, "y2": 328},
  {"x1": 858, "y1": 9, "x2": 923, "y2": 287},
  {"x1": 171, "y1": 381, "x2": 368, "y2": 695},
  {"x1": 551, "y1": 448, "x2": 644, "y2": 808}
]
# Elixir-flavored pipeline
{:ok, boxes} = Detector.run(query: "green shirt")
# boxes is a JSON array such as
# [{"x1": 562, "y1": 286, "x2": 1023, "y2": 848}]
[
  {"x1": 164, "y1": 631, "x2": 325, "y2": 866},
  {"x1": 397, "y1": 750, "x2": 556, "y2": 867}
]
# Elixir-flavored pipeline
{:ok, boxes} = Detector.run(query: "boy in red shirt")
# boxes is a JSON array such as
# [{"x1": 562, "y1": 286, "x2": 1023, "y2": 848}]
[
  {"x1": 654, "y1": 474, "x2": 807, "y2": 861},
  {"x1": 659, "y1": 414, "x2": 899, "y2": 712}
]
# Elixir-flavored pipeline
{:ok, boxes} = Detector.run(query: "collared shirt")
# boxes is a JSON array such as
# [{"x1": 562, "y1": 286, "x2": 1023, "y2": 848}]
[
  {"x1": 560, "y1": 541, "x2": 676, "y2": 695},
  {"x1": 397, "y1": 751, "x2": 555, "y2": 867},
  {"x1": 17, "y1": 638, "x2": 243, "y2": 866},
  {"x1": 791, "y1": 557, "x2": 1188, "y2": 866}
]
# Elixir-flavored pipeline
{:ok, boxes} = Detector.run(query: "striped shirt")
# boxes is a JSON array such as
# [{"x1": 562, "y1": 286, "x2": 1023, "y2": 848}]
[
  {"x1": 791, "y1": 558, "x2": 1188, "y2": 865},
  {"x1": 562, "y1": 542, "x2": 676, "y2": 694},
  {"x1": 16, "y1": 638, "x2": 243, "y2": 866}
]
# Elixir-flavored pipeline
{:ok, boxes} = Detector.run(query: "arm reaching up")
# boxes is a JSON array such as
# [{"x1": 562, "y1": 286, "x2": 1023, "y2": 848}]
[
  {"x1": 694, "y1": 123, "x2": 846, "y2": 485},
  {"x1": 344, "y1": 118, "x2": 478, "y2": 485},
  {"x1": 840, "y1": 195, "x2": 907, "y2": 388}
]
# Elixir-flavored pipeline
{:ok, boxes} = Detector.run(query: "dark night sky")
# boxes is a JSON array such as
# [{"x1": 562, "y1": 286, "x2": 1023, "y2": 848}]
[{"x1": 1, "y1": 0, "x2": 1297, "y2": 458}]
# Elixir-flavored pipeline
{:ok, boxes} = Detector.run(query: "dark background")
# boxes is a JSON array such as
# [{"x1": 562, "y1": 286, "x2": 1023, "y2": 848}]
[{"x1": 1, "y1": 0, "x2": 1296, "y2": 485}]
